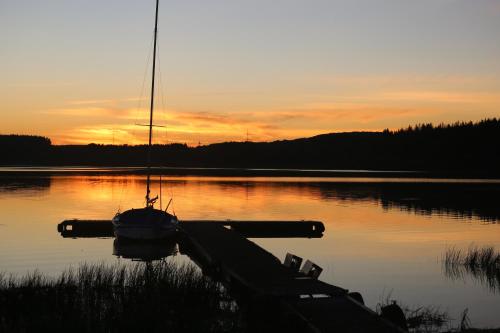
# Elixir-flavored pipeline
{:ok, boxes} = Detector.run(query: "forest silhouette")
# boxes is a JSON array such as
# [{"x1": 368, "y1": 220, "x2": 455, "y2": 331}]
[{"x1": 1, "y1": 119, "x2": 499, "y2": 176}]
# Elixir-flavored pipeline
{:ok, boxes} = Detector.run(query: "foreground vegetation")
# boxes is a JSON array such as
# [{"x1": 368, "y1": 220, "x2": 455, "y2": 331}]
[
  {"x1": 1, "y1": 258, "x2": 500, "y2": 332},
  {"x1": 0, "y1": 261, "x2": 238, "y2": 332},
  {"x1": 443, "y1": 245, "x2": 500, "y2": 292},
  {"x1": 378, "y1": 299, "x2": 500, "y2": 333}
]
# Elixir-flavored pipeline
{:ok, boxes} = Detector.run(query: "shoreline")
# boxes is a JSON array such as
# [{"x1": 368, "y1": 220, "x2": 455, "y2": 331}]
[{"x1": 1, "y1": 165, "x2": 500, "y2": 180}]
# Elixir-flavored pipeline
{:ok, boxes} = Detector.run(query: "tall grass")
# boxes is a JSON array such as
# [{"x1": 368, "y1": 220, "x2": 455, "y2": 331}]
[
  {"x1": 376, "y1": 296, "x2": 500, "y2": 333},
  {"x1": 0, "y1": 261, "x2": 239, "y2": 332},
  {"x1": 443, "y1": 245, "x2": 500, "y2": 292},
  {"x1": 377, "y1": 292, "x2": 451, "y2": 332}
]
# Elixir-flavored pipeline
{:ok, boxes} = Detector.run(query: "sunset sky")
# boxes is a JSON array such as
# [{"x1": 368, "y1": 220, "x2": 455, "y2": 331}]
[{"x1": 2, "y1": 0, "x2": 500, "y2": 145}]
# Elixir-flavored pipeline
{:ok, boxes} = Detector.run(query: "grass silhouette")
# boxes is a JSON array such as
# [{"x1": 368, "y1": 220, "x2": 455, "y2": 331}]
[
  {"x1": 444, "y1": 245, "x2": 500, "y2": 292},
  {"x1": 0, "y1": 261, "x2": 239, "y2": 332}
]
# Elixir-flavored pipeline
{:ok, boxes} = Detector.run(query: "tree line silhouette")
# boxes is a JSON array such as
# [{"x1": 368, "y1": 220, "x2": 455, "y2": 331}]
[
  {"x1": 0, "y1": 134, "x2": 51, "y2": 165},
  {"x1": 1, "y1": 119, "x2": 499, "y2": 176}
]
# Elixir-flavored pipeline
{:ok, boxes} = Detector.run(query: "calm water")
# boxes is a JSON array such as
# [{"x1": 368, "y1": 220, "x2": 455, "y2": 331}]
[{"x1": 1, "y1": 170, "x2": 499, "y2": 328}]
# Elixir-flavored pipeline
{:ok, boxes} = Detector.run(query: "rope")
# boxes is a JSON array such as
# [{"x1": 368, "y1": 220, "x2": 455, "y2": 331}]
[
  {"x1": 130, "y1": 34, "x2": 155, "y2": 144},
  {"x1": 155, "y1": 33, "x2": 176, "y2": 210},
  {"x1": 117, "y1": 34, "x2": 155, "y2": 210}
]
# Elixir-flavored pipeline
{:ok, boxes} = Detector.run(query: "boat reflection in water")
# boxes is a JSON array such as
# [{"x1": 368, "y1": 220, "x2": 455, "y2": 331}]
[
  {"x1": 113, "y1": 237, "x2": 178, "y2": 262},
  {"x1": 56, "y1": 218, "x2": 179, "y2": 261}
]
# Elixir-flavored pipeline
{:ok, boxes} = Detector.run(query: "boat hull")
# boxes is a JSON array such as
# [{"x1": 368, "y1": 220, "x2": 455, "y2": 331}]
[
  {"x1": 113, "y1": 225, "x2": 177, "y2": 240},
  {"x1": 112, "y1": 207, "x2": 178, "y2": 240},
  {"x1": 113, "y1": 237, "x2": 178, "y2": 261}
]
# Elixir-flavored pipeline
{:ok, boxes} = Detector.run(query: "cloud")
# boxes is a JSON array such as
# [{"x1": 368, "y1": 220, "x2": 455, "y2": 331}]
[
  {"x1": 43, "y1": 96, "x2": 156, "y2": 120},
  {"x1": 45, "y1": 85, "x2": 500, "y2": 145},
  {"x1": 42, "y1": 106, "x2": 150, "y2": 122},
  {"x1": 50, "y1": 102, "x2": 440, "y2": 145},
  {"x1": 175, "y1": 111, "x2": 243, "y2": 125},
  {"x1": 7, "y1": 82, "x2": 77, "y2": 88},
  {"x1": 67, "y1": 99, "x2": 114, "y2": 105},
  {"x1": 43, "y1": 107, "x2": 115, "y2": 117},
  {"x1": 379, "y1": 91, "x2": 500, "y2": 104},
  {"x1": 317, "y1": 74, "x2": 497, "y2": 87},
  {"x1": 277, "y1": 103, "x2": 435, "y2": 123}
]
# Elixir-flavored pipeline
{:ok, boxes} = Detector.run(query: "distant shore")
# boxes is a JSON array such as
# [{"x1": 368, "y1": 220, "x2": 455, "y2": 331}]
[{"x1": 1, "y1": 119, "x2": 499, "y2": 178}]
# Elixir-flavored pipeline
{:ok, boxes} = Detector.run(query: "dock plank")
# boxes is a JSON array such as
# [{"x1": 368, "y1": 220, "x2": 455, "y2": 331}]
[
  {"x1": 180, "y1": 222, "x2": 345, "y2": 297},
  {"x1": 291, "y1": 297, "x2": 405, "y2": 332}
]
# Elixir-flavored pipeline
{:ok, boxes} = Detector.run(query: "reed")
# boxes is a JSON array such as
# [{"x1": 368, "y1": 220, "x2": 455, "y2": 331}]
[
  {"x1": 0, "y1": 261, "x2": 239, "y2": 332},
  {"x1": 377, "y1": 297, "x2": 500, "y2": 333},
  {"x1": 443, "y1": 245, "x2": 500, "y2": 292},
  {"x1": 377, "y1": 294, "x2": 450, "y2": 332}
]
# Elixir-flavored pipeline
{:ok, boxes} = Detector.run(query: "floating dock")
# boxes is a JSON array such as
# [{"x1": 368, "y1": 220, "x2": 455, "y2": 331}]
[
  {"x1": 57, "y1": 219, "x2": 324, "y2": 238},
  {"x1": 57, "y1": 218, "x2": 405, "y2": 332}
]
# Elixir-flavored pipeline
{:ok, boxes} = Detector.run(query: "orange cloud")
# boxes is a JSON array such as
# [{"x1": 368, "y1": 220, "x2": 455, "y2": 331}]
[
  {"x1": 317, "y1": 74, "x2": 498, "y2": 87},
  {"x1": 44, "y1": 107, "x2": 116, "y2": 117},
  {"x1": 67, "y1": 99, "x2": 115, "y2": 105},
  {"x1": 380, "y1": 91, "x2": 500, "y2": 104},
  {"x1": 42, "y1": 82, "x2": 500, "y2": 146},
  {"x1": 50, "y1": 103, "x2": 437, "y2": 145}
]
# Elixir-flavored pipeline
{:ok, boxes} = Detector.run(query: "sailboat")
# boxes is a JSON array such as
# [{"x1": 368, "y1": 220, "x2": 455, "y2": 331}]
[{"x1": 112, "y1": 0, "x2": 178, "y2": 240}]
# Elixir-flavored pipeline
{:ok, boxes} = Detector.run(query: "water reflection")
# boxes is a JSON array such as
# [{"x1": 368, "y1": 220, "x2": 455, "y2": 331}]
[
  {"x1": 0, "y1": 176, "x2": 51, "y2": 194},
  {"x1": 162, "y1": 178, "x2": 500, "y2": 222},
  {"x1": 443, "y1": 247, "x2": 500, "y2": 293},
  {"x1": 444, "y1": 262, "x2": 500, "y2": 293},
  {"x1": 3, "y1": 174, "x2": 498, "y2": 222},
  {"x1": 113, "y1": 238, "x2": 178, "y2": 261},
  {"x1": 2, "y1": 173, "x2": 500, "y2": 327},
  {"x1": 309, "y1": 182, "x2": 500, "y2": 222}
]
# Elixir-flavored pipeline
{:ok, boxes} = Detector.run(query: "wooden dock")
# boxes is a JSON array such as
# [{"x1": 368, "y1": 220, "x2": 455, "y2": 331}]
[
  {"x1": 57, "y1": 218, "x2": 406, "y2": 332},
  {"x1": 179, "y1": 222, "x2": 405, "y2": 332},
  {"x1": 57, "y1": 219, "x2": 324, "y2": 238}
]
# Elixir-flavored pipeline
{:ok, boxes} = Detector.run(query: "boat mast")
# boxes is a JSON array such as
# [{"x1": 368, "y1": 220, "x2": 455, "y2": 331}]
[{"x1": 146, "y1": 0, "x2": 159, "y2": 207}]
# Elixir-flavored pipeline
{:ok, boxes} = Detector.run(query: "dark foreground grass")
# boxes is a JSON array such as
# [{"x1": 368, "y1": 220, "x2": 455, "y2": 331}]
[
  {"x1": 380, "y1": 304, "x2": 500, "y2": 333},
  {"x1": 377, "y1": 294, "x2": 451, "y2": 332},
  {"x1": 378, "y1": 295, "x2": 500, "y2": 333},
  {"x1": 0, "y1": 261, "x2": 239, "y2": 332},
  {"x1": 2, "y1": 259, "x2": 500, "y2": 333},
  {"x1": 443, "y1": 245, "x2": 500, "y2": 292}
]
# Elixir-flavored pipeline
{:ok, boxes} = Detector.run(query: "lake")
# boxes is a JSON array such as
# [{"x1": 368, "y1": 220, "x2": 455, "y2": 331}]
[{"x1": 0, "y1": 169, "x2": 499, "y2": 328}]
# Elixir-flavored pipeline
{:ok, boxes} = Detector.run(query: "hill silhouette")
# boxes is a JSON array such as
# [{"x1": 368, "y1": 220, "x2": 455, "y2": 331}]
[
  {"x1": 0, "y1": 134, "x2": 51, "y2": 165},
  {"x1": 1, "y1": 119, "x2": 499, "y2": 176}
]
